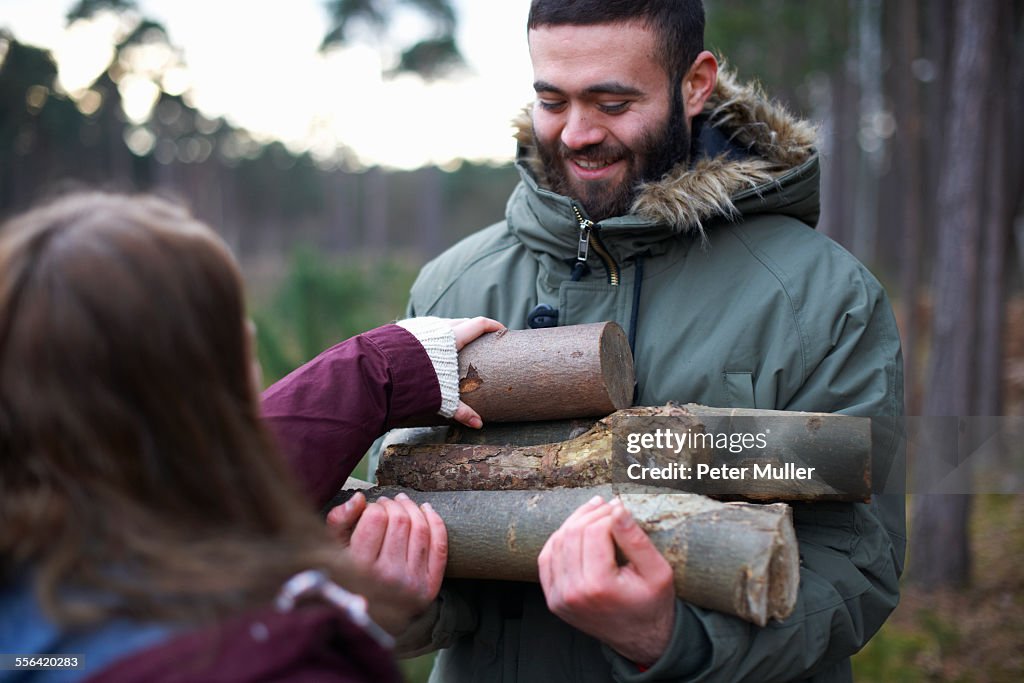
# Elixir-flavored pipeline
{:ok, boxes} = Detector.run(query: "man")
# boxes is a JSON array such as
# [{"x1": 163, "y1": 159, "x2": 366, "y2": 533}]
[{"x1": 368, "y1": 1, "x2": 905, "y2": 681}]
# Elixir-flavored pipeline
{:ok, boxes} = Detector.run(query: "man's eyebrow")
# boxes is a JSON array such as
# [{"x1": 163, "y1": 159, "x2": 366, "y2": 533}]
[
  {"x1": 533, "y1": 80, "x2": 564, "y2": 94},
  {"x1": 532, "y1": 80, "x2": 644, "y2": 97},
  {"x1": 583, "y1": 81, "x2": 644, "y2": 97}
]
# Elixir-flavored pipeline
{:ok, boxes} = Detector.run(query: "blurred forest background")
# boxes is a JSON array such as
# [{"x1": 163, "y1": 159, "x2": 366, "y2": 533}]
[{"x1": 2, "y1": 0, "x2": 1023, "y2": 680}]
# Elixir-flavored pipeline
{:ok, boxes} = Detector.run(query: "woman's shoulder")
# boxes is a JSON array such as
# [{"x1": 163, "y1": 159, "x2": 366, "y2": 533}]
[{"x1": 86, "y1": 603, "x2": 400, "y2": 683}]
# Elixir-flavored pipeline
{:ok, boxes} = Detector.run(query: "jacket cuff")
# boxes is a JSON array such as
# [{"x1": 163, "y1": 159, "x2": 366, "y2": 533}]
[
  {"x1": 603, "y1": 601, "x2": 711, "y2": 682},
  {"x1": 392, "y1": 586, "x2": 478, "y2": 658},
  {"x1": 361, "y1": 324, "x2": 442, "y2": 423},
  {"x1": 396, "y1": 317, "x2": 459, "y2": 418}
]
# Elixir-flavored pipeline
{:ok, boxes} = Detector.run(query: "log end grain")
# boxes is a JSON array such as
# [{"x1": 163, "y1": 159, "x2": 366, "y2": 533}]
[
  {"x1": 765, "y1": 504, "x2": 800, "y2": 621},
  {"x1": 599, "y1": 321, "x2": 635, "y2": 410}
]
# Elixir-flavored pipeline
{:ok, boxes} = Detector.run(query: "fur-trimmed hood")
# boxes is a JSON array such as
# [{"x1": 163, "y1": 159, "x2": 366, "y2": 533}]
[{"x1": 512, "y1": 69, "x2": 820, "y2": 236}]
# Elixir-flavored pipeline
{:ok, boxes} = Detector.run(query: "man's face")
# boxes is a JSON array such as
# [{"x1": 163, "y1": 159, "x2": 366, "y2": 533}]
[{"x1": 529, "y1": 22, "x2": 689, "y2": 222}]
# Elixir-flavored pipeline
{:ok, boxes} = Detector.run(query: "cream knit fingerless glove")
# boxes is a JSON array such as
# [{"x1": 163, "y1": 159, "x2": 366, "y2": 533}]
[{"x1": 396, "y1": 317, "x2": 460, "y2": 418}]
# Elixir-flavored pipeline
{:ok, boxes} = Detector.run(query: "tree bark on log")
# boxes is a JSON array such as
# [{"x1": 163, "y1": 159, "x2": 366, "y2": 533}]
[
  {"x1": 456, "y1": 321, "x2": 634, "y2": 422},
  {"x1": 378, "y1": 404, "x2": 872, "y2": 502},
  {"x1": 332, "y1": 483, "x2": 799, "y2": 626},
  {"x1": 380, "y1": 418, "x2": 598, "y2": 449}
]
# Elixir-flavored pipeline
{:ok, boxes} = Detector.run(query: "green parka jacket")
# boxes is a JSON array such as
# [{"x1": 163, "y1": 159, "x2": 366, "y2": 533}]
[{"x1": 395, "y1": 72, "x2": 905, "y2": 683}]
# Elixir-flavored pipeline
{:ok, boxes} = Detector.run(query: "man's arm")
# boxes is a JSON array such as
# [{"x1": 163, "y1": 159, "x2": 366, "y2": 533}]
[
  {"x1": 538, "y1": 496, "x2": 677, "y2": 665},
  {"x1": 545, "y1": 270, "x2": 905, "y2": 682}
]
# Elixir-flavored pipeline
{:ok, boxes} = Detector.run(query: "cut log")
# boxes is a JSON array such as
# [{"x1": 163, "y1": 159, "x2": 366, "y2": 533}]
[
  {"x1": 330, "y1": 483, "x2": 799, "y2": 626},
  {"x1": 455, "y1": 321, "x2": 634, "y2": 422},
  {"x1": 378, "y1": 404, "x2": 872, "y2": 502},
  {"x1": 381, "y1": 419, "x2": 599, "y2": 450}
]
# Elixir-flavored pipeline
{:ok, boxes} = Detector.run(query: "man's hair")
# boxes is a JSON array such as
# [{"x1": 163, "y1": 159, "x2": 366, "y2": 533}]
[
  {"x1": 0, "y1": 192, "x2": 375, "y2": 625},
  {"x1": 528, "y1": 0, "x2": 706, "y2": 82}
]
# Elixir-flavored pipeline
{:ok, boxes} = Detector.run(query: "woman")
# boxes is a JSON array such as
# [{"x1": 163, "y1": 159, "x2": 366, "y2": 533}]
[{"x1": 0, "y1": 192, "x2": 500, "y2": 681}]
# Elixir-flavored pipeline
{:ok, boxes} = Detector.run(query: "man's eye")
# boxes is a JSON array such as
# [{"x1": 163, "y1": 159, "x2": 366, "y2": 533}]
[
  {"x1": 537, "y1": 99, "x2": 566, "y2": 112},
  {"x1": 598, "y1": 102, "x2": 629, "y2": 114}
]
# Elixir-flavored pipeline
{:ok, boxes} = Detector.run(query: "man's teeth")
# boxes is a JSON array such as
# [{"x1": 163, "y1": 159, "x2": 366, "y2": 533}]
[{"x1": 575, "y1": 159, "x2": 611, "y2": 170}]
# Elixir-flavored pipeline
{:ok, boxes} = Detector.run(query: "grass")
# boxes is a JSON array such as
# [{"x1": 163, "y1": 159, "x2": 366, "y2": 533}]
[{"x1": 852, "y1": 494, "x2": 1024, "y2": 682}]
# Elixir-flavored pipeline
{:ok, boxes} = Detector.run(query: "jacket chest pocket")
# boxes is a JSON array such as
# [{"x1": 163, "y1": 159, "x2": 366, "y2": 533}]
[
  {"x1": 557, "y1": 281, "x2": 628, "y2": 327},
  {"x1": 723, "y1": 371, "x2": 757, "y2": 408}
]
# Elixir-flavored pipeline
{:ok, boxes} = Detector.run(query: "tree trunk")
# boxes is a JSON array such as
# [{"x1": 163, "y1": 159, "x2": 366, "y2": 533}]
[
  {"x1": 819, "y1": 34, "x2": 857, "y2": 248},
  {"x1": 334, "y1": 482, "x2": 799, "y2": 626},
  {"x1": 852, "y1": 0, "x2": 884, "y2": 264},
  {"x1": 910, "y1": 0, "x2": 998, "y2": 588},
  {"x1": 975, "y1": 1, "x2": 1012, "y2": 417},
  {"x1": 363, "y1": 166, "x2": 389, "y2": 252},
  {"x1": 892, "y1": 0, "x2": 923, "y2": 414},
  {"x1": 379, "y1": 404, "x2": 872, "y2": 502},
  {"x1": 456, "y1": 322, "x2": 635, "y2": 422},
  {"x1": 416, "y1": 166, "x2": 444, "y2": 258}
]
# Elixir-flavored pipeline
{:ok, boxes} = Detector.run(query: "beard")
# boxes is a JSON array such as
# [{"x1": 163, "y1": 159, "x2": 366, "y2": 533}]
[{"x1": 536, "y1": 88, "x2": 690, "y2": 222}]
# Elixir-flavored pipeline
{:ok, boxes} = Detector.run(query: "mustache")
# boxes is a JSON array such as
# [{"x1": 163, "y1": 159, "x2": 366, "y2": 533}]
[{"x1": 557, "y1": 141, "x2": 632, "y2": 164}]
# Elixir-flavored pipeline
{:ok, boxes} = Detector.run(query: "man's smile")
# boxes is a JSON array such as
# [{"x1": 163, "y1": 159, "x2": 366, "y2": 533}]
[{"x1": 568, "y1": 157, "x2": 623, "y2": 180}]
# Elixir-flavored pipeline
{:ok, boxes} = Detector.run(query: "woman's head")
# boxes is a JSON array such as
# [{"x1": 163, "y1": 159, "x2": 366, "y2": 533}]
[
  {"x1": 0, "y1": 192, "x2": 350, "y2": 623},
  {"x1": 0, "y1": 191, "x2": 258, "y2": 506}
]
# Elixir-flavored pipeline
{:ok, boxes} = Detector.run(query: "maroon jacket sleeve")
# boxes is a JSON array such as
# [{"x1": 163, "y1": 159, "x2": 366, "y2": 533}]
[{"x1": 261, "y1": 324, "x2": 441, "y2": 507}]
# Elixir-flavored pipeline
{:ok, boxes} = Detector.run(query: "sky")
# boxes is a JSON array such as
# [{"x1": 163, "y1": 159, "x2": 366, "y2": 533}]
[{"x1": 0, "y1": 0, "x2": 536, "y2": 169}]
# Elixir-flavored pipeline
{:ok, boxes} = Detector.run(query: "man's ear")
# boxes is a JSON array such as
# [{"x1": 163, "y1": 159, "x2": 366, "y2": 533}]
[{"x1": 682, "y1": 51, "x2": 719, "y2": 122}]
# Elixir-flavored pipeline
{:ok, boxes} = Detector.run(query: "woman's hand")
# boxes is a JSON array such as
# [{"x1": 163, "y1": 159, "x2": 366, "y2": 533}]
[
  {"x1": 442, "y1": 316, "x2": 505, "y2": 429},
  {"x1": 326, "y1": 491, "x2": 448, "y2": 635}
]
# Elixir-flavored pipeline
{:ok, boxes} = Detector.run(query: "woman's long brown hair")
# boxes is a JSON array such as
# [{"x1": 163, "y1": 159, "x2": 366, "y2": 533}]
[{"x1": 0, "y1": 192, "x2": 369, "y2": 625}]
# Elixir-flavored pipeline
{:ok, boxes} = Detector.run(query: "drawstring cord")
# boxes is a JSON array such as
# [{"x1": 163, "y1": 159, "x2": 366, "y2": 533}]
[
  {"x1": 628, "y1": 254, "x2": 645, "y2": 354},
  {"x1": 628, "y1": 254, "x2": 646, "y2": 404},
  {"x1": 276, "y1": 570, "x2": 394, "y2": 649}
]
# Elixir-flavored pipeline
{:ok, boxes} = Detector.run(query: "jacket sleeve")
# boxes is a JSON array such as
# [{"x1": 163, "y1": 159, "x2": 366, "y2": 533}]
[
  {"x1": 603, "y1": 267, "x2": 906, "y2": 682},
  {"x1": 392, "y1": 584, "x2": 481, "y2": 658},
  {"x1": 261, "y1": 324, "x2": 442, "y2": 509}
]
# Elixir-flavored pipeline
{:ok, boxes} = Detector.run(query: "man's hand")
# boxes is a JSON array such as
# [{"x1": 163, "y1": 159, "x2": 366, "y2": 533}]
[
  {"x1": 326, "y1": 491, "x2": 447, "y2": 634},
  {"x1": 538, "y1": 496, "x2": 676, "y2": 666},
  {"x1": 442, "y1": 316, "x2": 505, "y2": 429}
]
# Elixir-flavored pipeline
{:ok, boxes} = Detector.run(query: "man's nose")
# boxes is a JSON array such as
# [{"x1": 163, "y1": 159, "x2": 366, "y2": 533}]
[{"x1": 560, "y1": 108, "x2": 605, "y2": 150}]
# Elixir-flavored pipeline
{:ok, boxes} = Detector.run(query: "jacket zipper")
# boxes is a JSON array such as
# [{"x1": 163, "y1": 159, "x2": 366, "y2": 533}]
[{"x1": 572, "y1": 204, "x2": 620, "y2": 286}]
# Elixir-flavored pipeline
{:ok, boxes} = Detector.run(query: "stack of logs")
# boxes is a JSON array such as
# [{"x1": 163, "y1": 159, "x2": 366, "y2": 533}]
[{"x1": 338, "y1": 323, "x2": 872, "y2": 626}]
